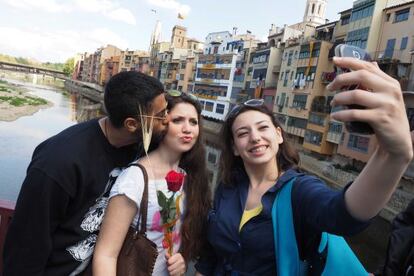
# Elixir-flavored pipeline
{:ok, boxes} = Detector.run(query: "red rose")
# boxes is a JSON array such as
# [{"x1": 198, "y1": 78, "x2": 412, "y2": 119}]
[{"x1": 165, "y1": 170, "x2": 185, "y2": 192}]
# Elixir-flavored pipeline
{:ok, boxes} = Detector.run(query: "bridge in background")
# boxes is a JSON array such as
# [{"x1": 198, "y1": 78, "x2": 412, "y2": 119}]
[{"x1": 0, "y1": 61, "x2": 68, "y2": 80}]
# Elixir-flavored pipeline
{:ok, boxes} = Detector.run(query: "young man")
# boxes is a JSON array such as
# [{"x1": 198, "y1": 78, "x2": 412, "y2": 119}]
[{"x1": 3, "y1": 71, "x2": 168, "y2": 276}]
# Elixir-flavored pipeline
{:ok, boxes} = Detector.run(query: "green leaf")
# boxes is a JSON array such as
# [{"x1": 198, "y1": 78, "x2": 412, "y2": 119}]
[{"x1": 157, "y1": 191, "x2": 168, "y2": 209}]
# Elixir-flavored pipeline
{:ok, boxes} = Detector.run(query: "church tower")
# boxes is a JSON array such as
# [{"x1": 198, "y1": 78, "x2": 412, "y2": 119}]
[
  {"x1": 303, "y1": 0, "x2": 327, "y2": 26},
  {"x1": 171, "y1": 25, "x2": 187, "y2": 49},
  {"x1": 150, "y1": 20, "x2": 162, "y2": 48}
]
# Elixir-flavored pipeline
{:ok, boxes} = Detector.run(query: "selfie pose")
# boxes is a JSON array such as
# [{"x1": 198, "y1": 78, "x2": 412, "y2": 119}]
[
  {"x1": 93, "y1": 92, "x2": 211, "y2": 276},
  {"x1": 195, "y1": 57, "x2": 413, "y2": 275}
]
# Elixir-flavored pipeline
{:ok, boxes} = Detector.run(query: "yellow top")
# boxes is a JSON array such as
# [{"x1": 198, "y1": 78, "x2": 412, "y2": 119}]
[{"x1": 239, "y1": 204, "x2": 263, "y2": 232}]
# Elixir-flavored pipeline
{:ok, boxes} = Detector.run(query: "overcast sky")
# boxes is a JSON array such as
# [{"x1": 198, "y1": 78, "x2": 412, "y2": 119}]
[{"x1": 0, "y1": 0, "x2": 355, "y2": 62}]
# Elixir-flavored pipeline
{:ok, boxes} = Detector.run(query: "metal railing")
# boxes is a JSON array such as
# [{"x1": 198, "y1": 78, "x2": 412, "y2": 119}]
[{"x1": 0, "y1": 200, "x2": 15, "y2": 274}]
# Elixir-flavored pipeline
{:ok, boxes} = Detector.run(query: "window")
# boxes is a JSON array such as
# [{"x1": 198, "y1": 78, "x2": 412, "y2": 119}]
[
  {"x1": 394, "y1": 8, "x2": 410, "y2": 23},
  {"x1": 308, "y1": 113, "x2": 326, "y2": 126},
  {"x1": 216, "y1": 104, "x2": 225, "y2": 114},
  {"x1": 304, "y1": 130, "x2": 323, "y2": 146},
  {"x1": 347, "y1": 134, "x2": 369, "y2": 153},
  {"x1": 341, "y1": 16, "x2": 350, "y2": 25},
  {"x1": 329, "y1": 122, "x2": 343, "y2": 134},
  {"x1": 385, "y1": 38, "x2": 396, "y2": 58},
  {"x1": 283, "y1": 71, "x2": 289, "y2": 87},
  {"x1": 287, "y1": 51, "x2": 293, "y2": 66},
  {"x1": 292, "y1": 95, "x2": 307, "y2": 109},
  {"x1": 401, "y1": 37, "x2": 408, "y2": 50},
  {"x1": 205, "y1": 102, "x2": 214, "y2": 112},
  {"x1": 350, "y1": 4, "x2": 374, "y2": 22},
  {"x1": 287, "y1": 117, "x2": 307, "y2": 129}
]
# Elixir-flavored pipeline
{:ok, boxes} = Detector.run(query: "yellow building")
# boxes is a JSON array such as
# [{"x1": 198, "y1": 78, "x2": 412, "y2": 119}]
[{"x1": 376, "y1": 1, "x2": 414, "y2": 91}]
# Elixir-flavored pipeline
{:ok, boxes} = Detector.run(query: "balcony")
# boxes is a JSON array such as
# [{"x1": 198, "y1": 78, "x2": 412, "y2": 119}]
[
  {"x1": 285, "y1": 125, "x2": 306, "y2": 137},
  {"x1": 291, "y1": 80, "x2": 313, "y2": 93},
  {"x1": 272, "y1": 65, "x2": 281, "y2": 73},
  {"x1": 308, "y1": 112, "x2": 327, "y2": 127},
  {"x1": 327, "y1": 132, "x2": 342, "y2": 144},
  {"x1": 197, "y1": 54, "x2": 234, "y2": 67},
  {"x1": 195, "y1": 78, "x2": 230, "y2": 86},
  {"x1": 374, "y1": 49, "x2": 410, "y2": 64},
  {"x1": 197, "y1": 63, "x2": 233, "y2": 69},
  {"x1": 193, "y1": 93, "x2": 218, "y2": 100}
]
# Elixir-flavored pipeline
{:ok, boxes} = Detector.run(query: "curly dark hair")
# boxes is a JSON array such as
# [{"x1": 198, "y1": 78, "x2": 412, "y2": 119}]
[
  {"x1": 165, "y1": 93, "x2": 212, "y2": 261},
  {"x1": 220, "y1": 103, "x2": 300, "y2": 186}
]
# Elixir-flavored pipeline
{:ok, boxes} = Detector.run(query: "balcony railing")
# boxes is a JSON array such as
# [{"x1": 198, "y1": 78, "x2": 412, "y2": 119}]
[
  {"x1": 195, "y1": 77, "x2": 230, "y2": 85},
  {"x1": 0, "y1": 200, "x2": 15, "y2": 273},
  {"x1": 327, "y1": 131, "x2": 342, "y2": 144},
  {"x1": 373, "y1": 49, "x2": 409, "y2": 63},
  {"x1": 285, "y1": 125, "x2": 306, "y2": 137},
  {"x1": 273, "y1": 65, "x2": 281, "y2": 73}
]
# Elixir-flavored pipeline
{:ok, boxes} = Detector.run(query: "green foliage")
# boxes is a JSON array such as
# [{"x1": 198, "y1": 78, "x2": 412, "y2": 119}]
[
  {"x1": 0, "y1": 95, "x2": 47, "y2": 106},
  {"x1": 62, "y1": 57, "x2": 75, "y2": 76},
  {"x1": 0, "y1": 53, "x2": 65, "y2": 72},
  {"x1": 42, "y1": 62, "x2": 64, "y2": 71}
]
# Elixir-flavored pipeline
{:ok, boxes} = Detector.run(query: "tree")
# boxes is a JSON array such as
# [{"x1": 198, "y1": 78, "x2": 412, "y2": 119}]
[{"x1": 62, "y1": 57, "x2": 75, "y2": 76}]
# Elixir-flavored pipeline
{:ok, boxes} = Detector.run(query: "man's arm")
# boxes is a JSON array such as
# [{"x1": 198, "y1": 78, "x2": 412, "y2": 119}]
[{"x1": 3, "y1": 168, "x2": 70, "y2": 276}]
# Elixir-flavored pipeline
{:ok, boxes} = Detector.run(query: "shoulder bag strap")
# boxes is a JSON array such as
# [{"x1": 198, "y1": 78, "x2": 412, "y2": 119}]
[
  {"x1": 129, "y1": 163, "x2": 149, "y2": 235},
  {"x1": 272, "y1": 177, "x2": 307, "y2": 276}
]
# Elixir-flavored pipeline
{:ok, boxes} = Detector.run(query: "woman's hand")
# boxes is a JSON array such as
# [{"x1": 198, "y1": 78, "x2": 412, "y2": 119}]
[
  {"x1": 329, "y1": 57, "x2": 413, "y2": 220},
  {"x1": 329, "y1": 57, "x2": 412, "y2": 160},
  {"x1": 166, "y1": 252, "x2": 186, "y2": 276}
]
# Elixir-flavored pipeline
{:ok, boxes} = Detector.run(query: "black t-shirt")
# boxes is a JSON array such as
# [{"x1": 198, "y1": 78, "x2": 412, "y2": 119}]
[{"x1": 3, "y1": 118, "x2": 137, "y2": 276}]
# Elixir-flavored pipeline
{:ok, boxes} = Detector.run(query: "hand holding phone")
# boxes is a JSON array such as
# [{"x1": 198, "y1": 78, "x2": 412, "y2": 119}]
[{"x1": 334, "y1": 44, "x2": 374, "y2": 135}]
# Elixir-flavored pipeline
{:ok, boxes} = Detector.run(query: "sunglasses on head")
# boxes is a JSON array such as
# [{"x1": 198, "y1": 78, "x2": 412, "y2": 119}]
[
  {"x1": 227, "y1": 98, "x2": 265, "y2": 119},
  {"x1": 167, "y1": 90, "x2": 198, "y2": 101}
]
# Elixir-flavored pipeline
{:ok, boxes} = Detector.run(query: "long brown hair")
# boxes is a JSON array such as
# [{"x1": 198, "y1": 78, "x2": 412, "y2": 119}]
[
  {"x1": 220, "y1": 104, "x2": 300, "y2": 186},
  {"x1": 166, "y1": 93, "x2": 212, "y2": 261}
]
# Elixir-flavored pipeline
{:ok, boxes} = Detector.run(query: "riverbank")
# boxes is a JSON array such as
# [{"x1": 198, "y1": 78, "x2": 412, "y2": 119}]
[{"x1": 0, "y1": 80, "x2": 52, "y2": 122}]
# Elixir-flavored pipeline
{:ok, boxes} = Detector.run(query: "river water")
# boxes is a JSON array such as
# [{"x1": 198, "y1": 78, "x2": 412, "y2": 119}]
[{"x1": 0, "y1": 79, "x2": 79, "y2": 202}]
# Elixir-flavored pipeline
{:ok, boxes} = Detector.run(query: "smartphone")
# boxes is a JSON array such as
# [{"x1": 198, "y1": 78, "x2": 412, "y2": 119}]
[{"x1": 334, "y1": 44, "x2": 374, "y2": 135}]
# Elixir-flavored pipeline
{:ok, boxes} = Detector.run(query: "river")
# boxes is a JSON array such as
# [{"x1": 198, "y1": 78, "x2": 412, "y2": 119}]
[{"x1": 0, "y1": 79, "x2": 79, "y2": 202}]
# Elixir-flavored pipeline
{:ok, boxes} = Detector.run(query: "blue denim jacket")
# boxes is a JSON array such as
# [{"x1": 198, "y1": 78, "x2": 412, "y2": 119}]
[{"x1": 195, "y1": 168, "x2": 369, "y2": 276}]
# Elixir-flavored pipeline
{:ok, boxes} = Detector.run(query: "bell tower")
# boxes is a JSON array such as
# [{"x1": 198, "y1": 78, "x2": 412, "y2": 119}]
[{"x1": 303, "y1": 0, "x2": 327, "y2": 26}]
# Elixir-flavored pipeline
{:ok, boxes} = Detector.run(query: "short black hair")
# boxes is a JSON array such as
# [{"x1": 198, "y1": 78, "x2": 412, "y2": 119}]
[{"x1": 104, "y1": 71, "x2": 165, "y2": 128}]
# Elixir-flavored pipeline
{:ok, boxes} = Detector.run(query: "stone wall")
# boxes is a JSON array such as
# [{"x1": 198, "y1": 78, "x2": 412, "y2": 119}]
[{"x1": 299, "y1": 152, "x2": 414, "y2": 221}]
